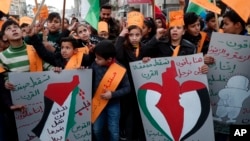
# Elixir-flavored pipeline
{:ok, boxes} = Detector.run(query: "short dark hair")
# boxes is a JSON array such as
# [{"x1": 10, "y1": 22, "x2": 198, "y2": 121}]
[
  {"x1": 60, "y1": 37, "x2": 79, "y2": 48},
  {"x1": 71, "y1": 17, "x2": 79, "y2": 23},
  {"x1": 101, "y1": 4, "x2": 112, "y2": 10},
  {"x1": 47, "y1": 12, "x2": 61, "y2": 22},
  {"x1": 205, "y1": 12, "x2": 215, "y2": 22},
  {"x1": 184, "y1": 12, "x2": 199, "y2": 27},
  {"x1": 223, "y1": 10, "x2": 246, "y2": 29},
  {"x1": 94, "y1": 40, "x2": 116, "y2": 60},
  {"x1": 1, "y1": 19, "x2": 19, "y2": 32}
]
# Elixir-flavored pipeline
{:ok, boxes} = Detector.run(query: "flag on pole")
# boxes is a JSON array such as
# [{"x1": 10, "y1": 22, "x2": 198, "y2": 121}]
[
  {"x1": 81, "y1": 0, "x2": 100, "y2": 30},
  {"x1": 186, "y1": 0, "x2": 211, "y2": 19},
  {"x1": 191, "y1": 0, "x2": 221, "y2": 14}
]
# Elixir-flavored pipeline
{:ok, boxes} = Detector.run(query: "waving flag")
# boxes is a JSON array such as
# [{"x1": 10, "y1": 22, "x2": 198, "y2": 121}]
[
  {"x1": 185, "y1": 0, "x2": 211, "y2": 19},
  {"x1": 81, "y1": 0, "x2": 100, "y2": 30}
]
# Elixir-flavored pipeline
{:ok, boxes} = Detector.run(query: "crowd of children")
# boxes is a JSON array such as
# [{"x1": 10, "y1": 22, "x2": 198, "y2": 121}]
[{"x1": 0, "y1": 2, "x2": 250, "y2": 141}]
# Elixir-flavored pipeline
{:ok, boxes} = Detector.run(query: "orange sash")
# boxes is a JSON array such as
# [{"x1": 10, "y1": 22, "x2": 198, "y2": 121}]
[
  {"x1": 172, "y1": 45, "x2": 180, "y2": 57},
  {"x1": 65, "y1": 47, "x2": 88, "y2": 69},
  {"x1": 0, "y1": 45, "x2": 43, "y2": 73},
  {"x1": 197, "y1": 32, "x2": 207, "y2": 53},
  {"x1": 92, "y1": 63, "x2": 126, "y2": 123},
  {"x1": 26, "y1": 45, "x2": 43, "y2": 72}
]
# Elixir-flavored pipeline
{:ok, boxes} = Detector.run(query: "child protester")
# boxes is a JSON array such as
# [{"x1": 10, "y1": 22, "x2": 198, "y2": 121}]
[
  {"x1": 143, "y1": 10, "x2": 208, "y2": 74},
  {"x1": 91, "y1": 40, "x2": 130, "y2": 141},
  {"x1": 0, "y1": 19, "x2": 53, "y2": 141},
  {"x1": 74, "y1": 23, "x2": 103, "y2": 50},
  {"x1": 115, "y1": 11, "x2": 146, "y2": 141},
  {"x1": 26, "y1": 24, "x2": 95, "y2": 69},
  {"x1": 25, "y1": 12, "x2": 77, "y2": 53}
]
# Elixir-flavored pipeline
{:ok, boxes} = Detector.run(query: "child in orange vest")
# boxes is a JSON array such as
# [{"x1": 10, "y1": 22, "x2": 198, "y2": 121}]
[
  {"x1": 0, "y1": 19, "x2": 52, "y2": 141},
  {"x1": 91, "y1": 40, "x2": 130, "y2": 141}
]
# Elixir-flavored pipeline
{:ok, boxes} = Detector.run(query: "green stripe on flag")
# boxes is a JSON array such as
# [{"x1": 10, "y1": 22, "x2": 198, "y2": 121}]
[
  {"x1": 186, "y1": 0, "x2": 211, "y2": 16},
  {"x1": 65, "y1": 87, "x2": 79, "y2": 138},
  {"x1": 85, "y1": 0, "x2": 100, "y2": 30}
]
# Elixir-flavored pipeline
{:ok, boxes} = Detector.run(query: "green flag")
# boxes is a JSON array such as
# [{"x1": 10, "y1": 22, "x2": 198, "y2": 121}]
[{"x1": 81, "y1": 0, "x2": 100, "y2": 30}]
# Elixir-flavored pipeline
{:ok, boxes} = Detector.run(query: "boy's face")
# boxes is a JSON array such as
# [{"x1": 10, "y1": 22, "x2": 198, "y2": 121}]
[
  {"x1": 61, "y1": 41, "x2": 76, "y2": 59},
  {"x1": 77, "y1": 25, "x2": 90, "y2": 41},
  {"x1": 95, "y1": 54, "x2": 111, "y2": 66},
  {"x1": 186, "y1": 19, "x2": 201, "y2": 36},
  {"x1": 98, "y1": 31, "x2": 109, "y2": 39},
  {"x1": 47, "y1": 18, "x2": 61, "y2": 33},
  {"x1": 128, "y1": 28, "x2": 142, "y2": 47},
  {"x1": 207, "y1": 17, "x2": 217, "y2": 30},
  {"x1": 3, "y1": 24, "x2": 23, "y2": 41},
  {"x1": 222, "y1": 17, "x2": 238, "y2": 34}
]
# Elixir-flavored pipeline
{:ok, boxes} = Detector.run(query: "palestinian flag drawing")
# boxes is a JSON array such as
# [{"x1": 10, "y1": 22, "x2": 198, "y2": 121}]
[
  {"x1": 32, "y1": 75, "x2": 81, "y2": 140},
  {"x1": 137, "y1": 61, "x2": 211, "y2": 141}
]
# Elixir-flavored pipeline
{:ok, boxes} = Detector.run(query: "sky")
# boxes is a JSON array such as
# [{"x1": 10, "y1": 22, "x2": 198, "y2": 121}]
[{"x1": 25, "y1": 0, "x2": 74, "y2": 10}]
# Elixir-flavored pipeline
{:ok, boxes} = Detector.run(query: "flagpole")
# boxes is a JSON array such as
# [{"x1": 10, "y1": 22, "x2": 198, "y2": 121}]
[
  {"x1": 31, "y1": 0, "x2": 45, "y2": 26},
  {"x1": 35, "y1": 0, "x2": 38, "y2": 8},
  {"x1": 152, "y1": 0, "x2": 155, "y2": 20},
  {"x1": 213, "y1": 0, "x2": 219, "y2": 30},
  {"x1": 62, "y1": 0, "x2": 66, "y2": 30}
]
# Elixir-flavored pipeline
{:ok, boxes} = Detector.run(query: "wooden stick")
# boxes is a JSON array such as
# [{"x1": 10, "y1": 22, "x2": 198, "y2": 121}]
[
  {"x1": 31, "y1": 0, "x2": 46, "y2": 27},
  {"x1": 152, "y1": 0, "x2": 155, "y2": 20},
  {"x1": 62, "y1": 0, "x2": 66, "y2": 30},
  {"x1": 35, "y1": 0, "x2": 38, "y2": 9},
  {"x1": 213, "y1": 0, "x2": 219, "y2": 31}
]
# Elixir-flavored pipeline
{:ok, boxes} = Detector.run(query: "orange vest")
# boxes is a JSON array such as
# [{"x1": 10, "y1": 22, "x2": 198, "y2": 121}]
[
  {"x1": 197, "y1": 32, "x2": 207, "y2": 53},
  {"x1": 91, "y1": 63, "x2": 126, "y2": 123},
  {"x1": 65, "y1": 47, "x2": 88, "y2": 69}
]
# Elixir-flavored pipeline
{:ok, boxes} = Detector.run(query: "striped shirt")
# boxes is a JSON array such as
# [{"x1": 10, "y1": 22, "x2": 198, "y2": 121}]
[{"x1": 0, "y1": 43, "x2": 51, "y2": 72}]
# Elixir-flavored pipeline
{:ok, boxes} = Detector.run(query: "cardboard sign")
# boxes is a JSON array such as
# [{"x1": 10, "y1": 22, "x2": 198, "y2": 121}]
[
  {"x1": 207, "y1": 32, "x2": 250, "y2": 133},
  {"x1": 129, "y1": 54, "x2": 215, "y2": 141},
  {"x1": 127, "y1": 11, "x2": 144, "y2": 29},
  {"x1": 33, "y1": 5, "x2": 49, "y2": 19},
  {"x1": 10, "y1": 70, "x2": 92, "y2": 141},
  {"x1": 19, "y1": 16, "x2": 33, "y2": 26},
  {"x1": 169, "y1": 10, "x2": 184, "y2": 27},
  {"x1": 222, "y1": 0, "x2": 250, "y2": 22},
  {"x1": 191, "y1": 0, "x2": 221, "y2": 14},
  {"x1": 0, "y1": 0, "x2": 11, "y2": 14}
]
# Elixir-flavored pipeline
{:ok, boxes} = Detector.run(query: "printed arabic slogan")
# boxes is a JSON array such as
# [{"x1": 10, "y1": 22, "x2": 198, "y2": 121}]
[
  {"x1": 207, "y1": 32, "x2": 250, "y2": 134},
  {"x1": 9, "y1": 70, "x2": 92, "y2": 141},
  {"x1": 129, "y1": 53, "x2": 215, "y2": 141}
]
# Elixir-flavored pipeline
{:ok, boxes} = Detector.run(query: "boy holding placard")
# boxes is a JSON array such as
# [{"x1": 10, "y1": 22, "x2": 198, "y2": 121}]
[
  {"x1": 91, "y1": 40, "x2": 130, "y2": 141},
  {"x1": 0, "y1": 19, "x2": 53, "y2": 141}
]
